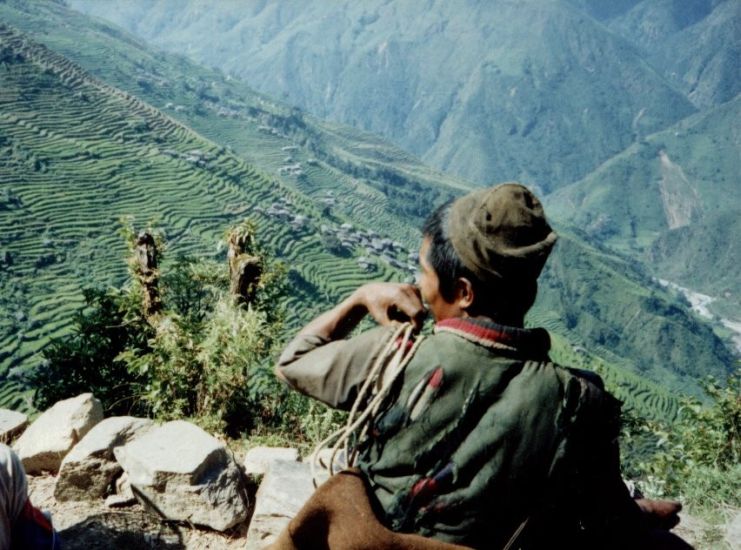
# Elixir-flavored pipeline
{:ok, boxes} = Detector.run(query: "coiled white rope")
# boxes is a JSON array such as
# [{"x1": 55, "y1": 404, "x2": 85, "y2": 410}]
[{"x1": 310, "y1": 322, "x2": 425, "y2": 487}]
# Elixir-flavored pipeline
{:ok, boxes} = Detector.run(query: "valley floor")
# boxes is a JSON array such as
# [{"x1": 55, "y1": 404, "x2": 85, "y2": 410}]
[{"x1": 658, "y1": 279, "x2": 741, "y2": 354}]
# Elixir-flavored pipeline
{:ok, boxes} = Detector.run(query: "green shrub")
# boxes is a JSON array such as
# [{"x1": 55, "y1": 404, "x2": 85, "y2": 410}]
[
  {"x1": 31, "y1": 218, "x2": 322, "y2": 438},
  {"x1": 30, "y1": 286, "x2": 152, "y2": 414},
  {"x1": 622, "y1": 372, "x2": 740, "y2": 510}
]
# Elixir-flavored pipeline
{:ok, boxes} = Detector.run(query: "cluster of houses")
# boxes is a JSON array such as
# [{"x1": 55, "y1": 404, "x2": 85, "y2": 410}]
[
  {"x1": 257, "y1": 124, "x2": 286, "y2": 139},
  {"x1": 277, "y1": 145, "x2": 304, "y2": 177},
  {"x1": 253, "y1": 198, "x2": 309, "y2": 231},
  {"x1": 319, "y1": 223, "x2": 417, "y2": 275},
  {"x1": 213, "y1": 104, "x2": 242, "y2": 118},
  {"x1": 163, "y1": 102, "x2": 186, "y2": 113},
  {"x1": 251, "y1": 191, "x2": 418, "y2": 279},
  {"x1": 135, "y1": 69, "x2": 169, "y2": 88},
  {"x1": 161, "y1": 148, "x2": 212, "y2": 167}
]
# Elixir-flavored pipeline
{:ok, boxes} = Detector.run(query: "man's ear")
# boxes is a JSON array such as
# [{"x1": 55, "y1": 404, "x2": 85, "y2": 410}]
[{"x1": 455, "y1": 277, "x2": 475, "y2": 309}]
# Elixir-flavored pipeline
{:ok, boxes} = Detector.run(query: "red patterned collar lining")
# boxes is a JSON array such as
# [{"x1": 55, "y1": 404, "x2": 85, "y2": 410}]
[{"x1": 434, "y1": 317, "x2": 550, "y2": 358}]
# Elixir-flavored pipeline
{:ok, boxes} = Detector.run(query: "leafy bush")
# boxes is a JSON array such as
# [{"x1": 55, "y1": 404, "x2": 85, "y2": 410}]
[
  {"x1": 622, "y1": 372, "x2": 740, "y2": 510},
  {"x1": 32, "y1": 218, "x2": 321, "y2": 438},
  {"x1": 30, "y1": 287, "x2": 152, "y2": 414}
]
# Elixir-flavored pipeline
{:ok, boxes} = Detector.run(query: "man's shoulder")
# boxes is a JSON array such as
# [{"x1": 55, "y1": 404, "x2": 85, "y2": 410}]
[{"x1": 549, "y1": 363, "x2": 622, "y2": 433}]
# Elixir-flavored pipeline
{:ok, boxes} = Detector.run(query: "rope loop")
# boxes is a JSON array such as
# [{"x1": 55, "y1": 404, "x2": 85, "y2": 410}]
[{"x1": 310, "y1": 323, "x2": 424, "y2": 486}]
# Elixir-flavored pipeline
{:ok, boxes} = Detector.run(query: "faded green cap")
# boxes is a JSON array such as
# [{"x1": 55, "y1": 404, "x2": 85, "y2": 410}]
[{"x1": 447, "y1": 183, "x2": 557, "y2": 283}]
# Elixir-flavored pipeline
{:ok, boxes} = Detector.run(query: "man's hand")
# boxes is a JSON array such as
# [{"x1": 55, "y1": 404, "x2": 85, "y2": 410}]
[
  {"x1": 354, "y1": 282, "x2": 427, "y2": 332},
  {"x1": 636, "y1": 498, "x2": 682, "y2": 530},
  {"x1": 296, "y1": 282, "x2": 427, "y2": 342}
]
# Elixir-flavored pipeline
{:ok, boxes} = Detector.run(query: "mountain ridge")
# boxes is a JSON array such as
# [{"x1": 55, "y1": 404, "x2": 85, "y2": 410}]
[{"x1": 66, "y1": 0, "x2": 702, "y2": 191}]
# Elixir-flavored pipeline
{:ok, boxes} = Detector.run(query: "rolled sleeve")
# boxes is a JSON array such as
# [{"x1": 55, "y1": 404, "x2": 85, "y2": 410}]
[{"x1": 276, "y1": 325, "x2": 397, "y2": 410}]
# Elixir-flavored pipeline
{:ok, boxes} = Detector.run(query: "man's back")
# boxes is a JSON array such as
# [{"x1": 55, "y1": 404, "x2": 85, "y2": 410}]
[{"x1": 356, "y1": 318, "x2": 639, "y2": 548}]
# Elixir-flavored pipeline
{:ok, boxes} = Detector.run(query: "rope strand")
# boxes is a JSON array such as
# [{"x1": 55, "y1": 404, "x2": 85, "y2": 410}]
[{"x1": 310, "y1": 323, "x2": 424, "y2": 486}]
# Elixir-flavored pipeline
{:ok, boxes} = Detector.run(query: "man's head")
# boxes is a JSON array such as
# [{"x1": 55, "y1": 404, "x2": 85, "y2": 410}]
[{"x1": 419, "y1": 183, "x2": 557, "y2": 325}]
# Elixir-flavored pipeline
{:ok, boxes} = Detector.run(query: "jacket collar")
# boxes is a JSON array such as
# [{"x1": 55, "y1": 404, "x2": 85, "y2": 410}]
[{"x1": 434, "y1": 317, "x2": 550, "y2": 360}]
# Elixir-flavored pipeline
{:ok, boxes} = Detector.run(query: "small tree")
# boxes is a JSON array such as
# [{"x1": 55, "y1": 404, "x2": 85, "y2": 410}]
[
  {"x1": 30, "y1": 287, "x2": 152, "y2": 414},
  {"x1": 34, "y1": 219, "x2": 295, "y2": 436}
]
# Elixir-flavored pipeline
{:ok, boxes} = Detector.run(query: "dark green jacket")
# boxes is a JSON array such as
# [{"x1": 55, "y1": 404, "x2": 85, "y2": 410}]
[{"x1": 277, "y1": 317, "x2": 644, "y2": 548}]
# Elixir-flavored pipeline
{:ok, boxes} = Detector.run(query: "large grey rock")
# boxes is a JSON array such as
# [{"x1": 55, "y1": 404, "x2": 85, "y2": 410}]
[
  {"x1": 0, "y1": 409, "x2": 28, "y2": 442},
  {"x1": 114, "y1": 420, "x2": 248, "y2": 531},
  {"x1": 54, "y1": 416, "x2": 153, "y2": 501},
  {"x1": 243, "y1": 446, "x2": 299, "y2": 477},
  {"x1": 13, "y1": 393, "x2": 103, "y2": 473},
  {"x1": 246, "y1": 460, "x2": 327, "y2": 550},
  {"x1": 726, "y1": 511, "x2": 740, "y2": 550}
]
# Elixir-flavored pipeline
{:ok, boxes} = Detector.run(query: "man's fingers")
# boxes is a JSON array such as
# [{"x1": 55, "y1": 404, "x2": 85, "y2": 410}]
[
  {"x1": 394, "y1": 292, "x2": 425, "y2": 320},
  {"x1": 360, "y1": 282, "x2": 426, "y2": 329}
]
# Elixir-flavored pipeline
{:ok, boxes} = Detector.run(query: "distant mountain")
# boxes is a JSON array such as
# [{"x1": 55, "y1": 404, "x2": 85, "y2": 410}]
[
  {"x1": 605, "y1": 0, "x2": 740, "y2": 108},
  {"x1": 547, "y1": 94, "x2": 740, "y2": 302},
  {"x1": 67, "y1": 0, "x2": 699, "y2": 191},
  {"x1": 66, "y1": 0, "x2": 739, "y2": 318}
]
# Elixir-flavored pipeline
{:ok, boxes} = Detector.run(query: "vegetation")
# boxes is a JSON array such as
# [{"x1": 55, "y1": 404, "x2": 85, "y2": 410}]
[
  {"x1": 29, "y1": 287, "x2": 152, "y2": 414},
  {"x1": 621, "y1": 372, "x2": 740, "y2": 516},
  {"x1": 0, "y1": 7, "x2": 735, "y2": 424},
  {"x1": 29, "y1": 219, "x2": 323, "y2": 437}
]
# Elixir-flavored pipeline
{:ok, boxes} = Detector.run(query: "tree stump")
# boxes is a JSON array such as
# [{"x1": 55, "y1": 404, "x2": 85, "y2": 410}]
[
  {"x1": 134, "y1": 231, "x2": 161, "y2": 319},
  {"x1": 228, "y1": 228, "x2": 262, "y2": 305}
]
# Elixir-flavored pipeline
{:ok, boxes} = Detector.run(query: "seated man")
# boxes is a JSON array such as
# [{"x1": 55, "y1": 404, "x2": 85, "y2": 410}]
[
  {"x1": 0, "y1": 444, "x2": 59, "y2": 550},
  {"x1": 275, "y1": 183, "x2": 684, "y2": 549}
]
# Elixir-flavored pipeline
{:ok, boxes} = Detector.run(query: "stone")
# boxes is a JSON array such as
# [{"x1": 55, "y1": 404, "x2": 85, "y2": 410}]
[
  {"x1": 0, "y1": 409, "x2": 28, "y2": 443},
  {"x1": 726, "y1": 511, "x2": 740, "y2": 550},
  {"x1": 13, "y1": 393, "x2": 103, "y2": 474},
  {"x1": 104, "y1": 493, "x2": 137, "y2": 508},
  {"x1": 243, "y1": 446, "x2": 299, "y2": 477},
  {"x1": 54, "y1": 416, "x2": 153, "y2": 501},
  {"x1": 246, "y1": 460, "x2": 327, "y2": 549},
  {"x1": 114, "y1": 420, "x2": 248, "y2": 531}
]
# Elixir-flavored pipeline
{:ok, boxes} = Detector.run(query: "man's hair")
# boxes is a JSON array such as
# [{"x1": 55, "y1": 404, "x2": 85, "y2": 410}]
[{"x1": 421, "y1": 202, "x2": 538, "y2": 323}]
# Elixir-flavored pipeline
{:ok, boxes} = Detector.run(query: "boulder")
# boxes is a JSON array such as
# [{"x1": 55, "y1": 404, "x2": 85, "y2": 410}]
[
  {"x1": 314, "y1": 448, "x2": 347, "y2": 473},
  {"x1": 246, "y1": 460, "x2": 327, "y2": 549},
  {"x1": 0, "y1": 409, "x2": 28, "y2": 442},
  {"x1": 114, "y1": 420, "x2": 248, "y2": 531},
  {"x1": 243, "y1": 446, "x2": 299, "y2": 477},
  {"x1": 55, "y1": 416, "x2": 153, "y2": 501},
  {"x1": 726, "y1": 511, "x2": 740, "y2": 549},
  {"x1": 13, "y1": 393, "x2": 103, "y2": 473}
]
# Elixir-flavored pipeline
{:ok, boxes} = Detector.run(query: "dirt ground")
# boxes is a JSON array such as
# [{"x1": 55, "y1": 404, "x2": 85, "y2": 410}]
[
  {"x1": 28, "y1": 474, "x2": 252, "y2": 549},
  {"x1": 28, "y1": 472, "x2": 736, "y2": 549}
]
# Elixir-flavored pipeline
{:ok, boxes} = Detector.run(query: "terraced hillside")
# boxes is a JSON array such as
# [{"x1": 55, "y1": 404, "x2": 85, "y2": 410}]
[
  {"x1": 0, "y1": 4, "x2": 735, "y2": 420},
  {"x1": 0, "y1": 24, "x2": 419, "y2": 411},
  {"x1": 0, "y1": 0, "x2": 470, "y2": 250}
]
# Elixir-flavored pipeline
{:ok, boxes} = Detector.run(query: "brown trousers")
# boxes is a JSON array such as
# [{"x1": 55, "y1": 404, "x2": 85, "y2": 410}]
[{"x1": 267, "y1": 469, "x2": 471, "y2": 550}]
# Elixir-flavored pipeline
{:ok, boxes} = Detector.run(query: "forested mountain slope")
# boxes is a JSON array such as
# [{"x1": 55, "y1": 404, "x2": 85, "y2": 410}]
[
  {"x1": 67, "y1": 0, "x2": 739, "y2": 326},
  {"x1": 547, "y1": 94, "x2": 740, "y2": 303},
  {"x1": 67, "y1": 0, "x2": 701, "y2": 191}
]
